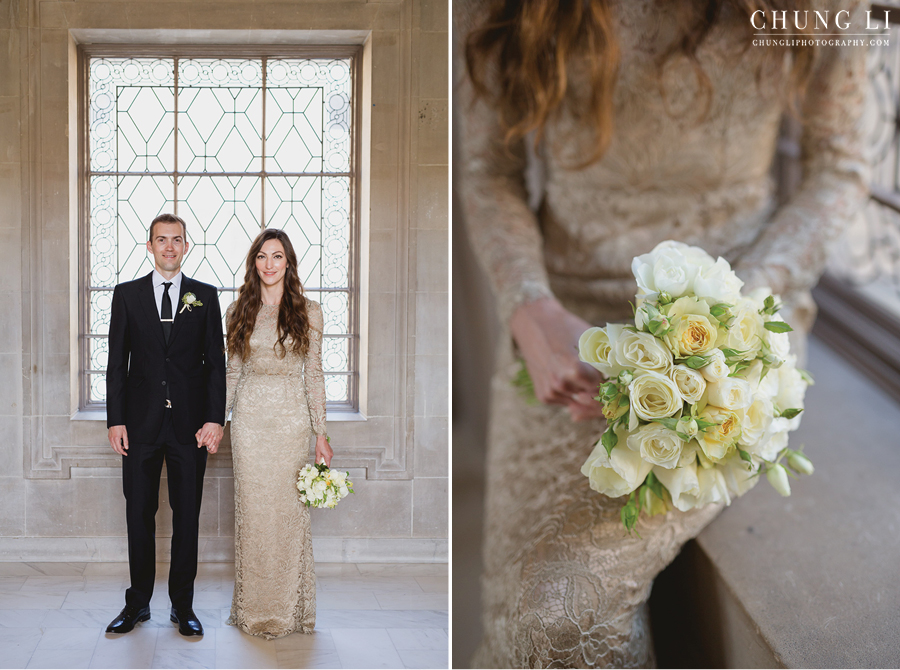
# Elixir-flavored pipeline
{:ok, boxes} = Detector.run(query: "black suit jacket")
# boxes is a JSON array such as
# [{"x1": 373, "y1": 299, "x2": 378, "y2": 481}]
[{"x1": 106, "y1": 272, "x2": 226, "y2": 445}]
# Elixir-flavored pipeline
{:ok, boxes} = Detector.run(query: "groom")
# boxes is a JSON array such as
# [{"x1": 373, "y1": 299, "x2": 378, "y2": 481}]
[{"x1": 105, "y1": 213, "x2": 225, "y2": 636}]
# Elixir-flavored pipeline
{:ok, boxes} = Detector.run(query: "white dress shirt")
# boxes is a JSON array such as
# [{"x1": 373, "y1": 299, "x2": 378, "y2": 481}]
[{"x1": 151, "y1": 269, "x2": 183, "y2": 321}]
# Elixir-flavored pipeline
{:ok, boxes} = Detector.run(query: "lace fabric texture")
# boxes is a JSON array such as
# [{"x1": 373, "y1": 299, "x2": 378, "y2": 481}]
[
  {"x1": 224, "y1": 300, "x2": 327, "y2": 640},
  {"x1": 456, "y1": 0, "x2": 869, "y2": 666}
]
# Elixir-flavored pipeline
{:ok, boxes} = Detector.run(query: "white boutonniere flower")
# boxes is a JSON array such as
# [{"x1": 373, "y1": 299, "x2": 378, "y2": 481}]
[{"x1": 179, "y1": 292, "x2": 203, "y2": 313}]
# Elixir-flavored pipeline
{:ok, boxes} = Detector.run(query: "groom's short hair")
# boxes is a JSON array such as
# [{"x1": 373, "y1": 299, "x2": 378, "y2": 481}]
[{"x1": 149, "y1": 213, "x2": 187, "y2": 241}]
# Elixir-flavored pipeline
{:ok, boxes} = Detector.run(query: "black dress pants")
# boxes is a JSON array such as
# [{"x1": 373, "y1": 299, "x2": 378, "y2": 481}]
[{"x1": 122, "y1": 410, "x2": 207, "y2": 609}]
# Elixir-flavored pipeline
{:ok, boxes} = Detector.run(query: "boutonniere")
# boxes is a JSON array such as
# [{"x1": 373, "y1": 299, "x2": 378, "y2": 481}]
[{"x1": 179, "y1": 292, "x2": 203, "y2": 313}]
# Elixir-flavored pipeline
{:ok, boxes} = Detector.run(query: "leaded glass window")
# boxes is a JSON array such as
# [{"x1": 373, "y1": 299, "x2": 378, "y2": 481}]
[{"x1": 82, "y1": 50, "x2": 358, "y2": 410}]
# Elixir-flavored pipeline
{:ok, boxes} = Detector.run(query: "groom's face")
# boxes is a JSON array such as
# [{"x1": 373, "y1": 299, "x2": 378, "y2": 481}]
[{"x1": 147, "y1": 222, "x2": 189, "y2": 275}]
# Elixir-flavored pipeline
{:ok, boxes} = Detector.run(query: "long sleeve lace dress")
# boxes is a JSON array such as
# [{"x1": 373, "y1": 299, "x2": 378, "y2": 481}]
[
  {"x1": 224, "y1": 300, "x2": 327, "y2": 639},
  {"x1": 456, "y1": 0, "x2": 870, "y2": 666}
]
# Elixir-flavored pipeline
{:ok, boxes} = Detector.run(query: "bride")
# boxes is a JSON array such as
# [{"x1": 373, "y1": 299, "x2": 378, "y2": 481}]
[
  {"x1": 223, "y1": 228, "x2": 332, "y2": 639},
  {"x1": 456, "y1": 0, "x2": 869, "y2": 666}
]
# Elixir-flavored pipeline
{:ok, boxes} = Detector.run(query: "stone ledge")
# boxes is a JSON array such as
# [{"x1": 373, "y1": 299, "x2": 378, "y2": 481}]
[
  {"x1": 0, "y1": 537, "x2": 448, "y2": 564},
  {"x1": 651, "y1": 336, "x2": 900, "y2": 668}
]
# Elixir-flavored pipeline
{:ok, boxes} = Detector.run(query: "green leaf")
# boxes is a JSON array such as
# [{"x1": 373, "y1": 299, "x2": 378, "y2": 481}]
[
  {"x1": 511, "y1": 362, "x2": 540, "y2": 406},
  {"x1": 729, "y1": 360, "x2": 752, "y2": 377},
  {"x1": 738, "y1": 448, "x2": 753, "y2": 466},
  {"x1": 798, "y1": 368, "x2": 816, "y2": 385},
  {"x1": 621, "y1": 492, "x2": 642, "y2": 536},
  {"x1": 780, "y1": 407, "x2": 803, "y2": 419},
  {"x1": 645, "y1": 472, "x2": 666, "y2": 501},
  {"x1": 601, "y1": 428, "x2": 619, "y2": 457},
  {"x1": 600, "y1": 382, "x2": 618, "y2": 400},
  {"x1": 618, "y1": 394, "x2": 630, "y2": 406},
  {"x1": 695, "y1": 418, "x2": 718, "y2": 431},
  {"x1": 764, "y1": 321, "x2": 793, "y2": 333},
  {"x1": 652, "y1": 417, "x2": 680, "y2": 431},
  {"x1": 681, "y1": 355, "x2": 712, "y2": 369}
]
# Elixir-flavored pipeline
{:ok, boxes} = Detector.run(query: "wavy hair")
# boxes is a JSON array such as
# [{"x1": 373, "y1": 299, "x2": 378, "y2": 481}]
[
  {"x1": 465, "y1": 0, "x2": 814, "y2": 168},
  {"x1": 226, "y1": 228, "x2": 312, "y2": 360}
]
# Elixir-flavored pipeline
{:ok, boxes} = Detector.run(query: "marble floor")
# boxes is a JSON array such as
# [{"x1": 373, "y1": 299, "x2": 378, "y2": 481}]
[{"x1": 0, "y1": 562, "x2": 448, "y2": 669}]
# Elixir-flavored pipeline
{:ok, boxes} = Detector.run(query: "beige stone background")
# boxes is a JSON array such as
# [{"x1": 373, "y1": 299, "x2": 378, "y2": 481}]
[{"x1": 0, "y1": 0, "x2": 448, "y2": 563}]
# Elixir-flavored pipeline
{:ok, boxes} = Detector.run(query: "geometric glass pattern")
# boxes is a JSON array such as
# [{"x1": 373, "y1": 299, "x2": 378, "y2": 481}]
[{"x1": 85, "y1": 55, "x2": 355, "y2": 407}]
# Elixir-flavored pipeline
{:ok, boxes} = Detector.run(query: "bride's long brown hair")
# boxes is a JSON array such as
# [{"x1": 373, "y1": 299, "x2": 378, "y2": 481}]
[
  {"x1": 227, "y1": 228, "x2": 312, "y2": 360},
  {"x1": 465, "y1": 0, "x2": 815, "y2": 167}
]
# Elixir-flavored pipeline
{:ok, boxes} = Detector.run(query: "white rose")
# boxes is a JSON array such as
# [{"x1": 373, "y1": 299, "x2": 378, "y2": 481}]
[
  {"x1": 720, "y1": 454, "x2": 760, "y2": 498},
  {"x1": 740, "y1": 396, "x2": 774, "y2": 447},
  {"x1": 767, "y1": 330, "x2": 791, "y2": 362},
  {"x1": 339, "y1": 485, "x2": 349, "y2": 497},
  {"x1": 626, "y1": 423, "x2": 684, "y2": 469},
  {"x1": 614, "y1": 330, "x2": 673, "y2": 375},
  {"x1": 632, "y1": 241, "x2": 710, "y2": 299},
  {"x1": 628, "y1": 371, "x2": 683, "y2": 429},
  {"x1": 581, "y1": 437, "x2": 653, "y2": 498},
  {"x1": 774, "y1": 363, "x2": 806, "y2": 428},
  {"x1": 579, "y1": 324, "x2": 626, "y2": 378},
  {"x1": 696, "y1": 466, "x2": 732, "y2": 506},
  {"x1": 750, "y1": 427, "x2": 789, "y2": 461},
  {"x1": 693, "y1": 257, "x2": 744, "y2": 304},
  {"x1": 719, "y1": 298, "x2": 765, "y2": 358},
  {"x1": 700, "y1": 349, "x2": 730, "y2": 382},
  {"x1": 707, "y1": 378, "x2": 753, "y2": 411},
  {"x1": 653, "y1": 462, "x2": 701, "y2": 512},
  {"x1": 670, "y1": 364, "x2": 706, "y2": 404}
]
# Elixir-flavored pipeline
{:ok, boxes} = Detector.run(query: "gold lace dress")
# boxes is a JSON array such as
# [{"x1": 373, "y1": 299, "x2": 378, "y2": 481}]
[
  {"x1": 224, "y1": 300, "x2": 327, "y2": 640},
  {"x1": 455, "y1": 0, "x2": 869, "y2": 666}
]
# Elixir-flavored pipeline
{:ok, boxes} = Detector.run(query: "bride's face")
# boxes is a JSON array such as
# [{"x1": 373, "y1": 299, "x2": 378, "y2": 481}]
[{"x1": 255, "y1": 239, "x2": 288, "y2": 288}]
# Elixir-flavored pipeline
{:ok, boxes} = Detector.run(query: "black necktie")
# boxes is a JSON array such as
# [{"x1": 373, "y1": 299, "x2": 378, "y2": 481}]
[{"x1": 161, "y1": 282, "x2": 173, "y2": 343}]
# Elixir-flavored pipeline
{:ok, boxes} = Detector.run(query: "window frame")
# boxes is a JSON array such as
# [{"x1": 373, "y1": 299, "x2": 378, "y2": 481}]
[{"x1": 76, "y1": 43, "x2": 363, "y2": 413}]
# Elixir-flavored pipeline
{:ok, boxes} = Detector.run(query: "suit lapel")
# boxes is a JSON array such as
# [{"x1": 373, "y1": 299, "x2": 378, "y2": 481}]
[
  {"x1": 168, "y1": 275, "x2": 194, "y2": 346},
  {"x1": 137, "y1": 272, "x2": 167, "y2": 348}
]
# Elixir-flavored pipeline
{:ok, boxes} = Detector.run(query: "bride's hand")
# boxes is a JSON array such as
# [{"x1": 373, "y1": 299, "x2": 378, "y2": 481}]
[
  {"x1": 509, "y1": 297, "x2": 605, "y2": 422},
  {"x1": 315, "y1": 435, "x2": 333, "y2": 468}
]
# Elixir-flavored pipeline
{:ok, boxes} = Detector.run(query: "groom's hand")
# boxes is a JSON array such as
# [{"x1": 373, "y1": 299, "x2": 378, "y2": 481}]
[
  {"x1": 108, "y1": 425, "x2": 129, "y2": 456},
  {"x1": 197, "y1": 422, "x2": 224, "y2": 454}
]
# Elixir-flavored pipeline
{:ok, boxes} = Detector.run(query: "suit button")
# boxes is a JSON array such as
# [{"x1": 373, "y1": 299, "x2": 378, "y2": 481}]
[
  {"x1": 162, "y1": 381, "x2": 167, "y2": 386},
  {"x1": 166, "y1": 358, "x2": 170, "y2": 362}
]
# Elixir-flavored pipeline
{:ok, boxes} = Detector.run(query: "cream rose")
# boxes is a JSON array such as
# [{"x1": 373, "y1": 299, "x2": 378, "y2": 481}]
[
  {"x1": 581, "y1": 437, "x2": 652, "y2": 498},
  {"x1": 700, "y1": 349, "x2": 730, "y2": 383},
  {"x1": 767, "y1": 330, "x2": 791, "y2": 363},
  {"x1": 670, "y1": 364, "x2": 706, "y2": 404},
  {"x1": 740, "y1": 396, "x2": 774, "y2": 447},
  {"x1": 653, "y1": 462, "x2": 701, "y2": 512},
  {"x1": 664, "y1": 297, "x2": 719, "y2": 358},
  {"x1": 626, "y1": 423, "x2": 684, "y2": 469},
  {"x1": 628, "y1": 371, "x2": 683, "y2": 429},
  {"x1": 697, "y1": 405, "x2": 742, "y2": 463},
  {"x1": 614, "y1": 330, "x2": 673, "y2": 375},
  {"x1": 578, "y1": 324, "x2": 626, "y2": 378},
  {"x1": 707, "y1": 378, "x2": 753, "y2": 411}
]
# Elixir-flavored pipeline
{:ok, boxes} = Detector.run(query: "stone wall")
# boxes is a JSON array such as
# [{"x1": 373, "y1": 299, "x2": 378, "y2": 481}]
[{"x1": 0, "y1": 0, "x2": 448, "y2": 562}]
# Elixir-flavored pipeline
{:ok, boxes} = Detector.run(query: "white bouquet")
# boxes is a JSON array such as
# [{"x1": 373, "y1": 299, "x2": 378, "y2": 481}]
[
  {"x1": 578, "y1": 241, "x2": 815, "y2": 532},
  {"x1": 296, "y1": 462, "x2": 354, "y2": 509}
]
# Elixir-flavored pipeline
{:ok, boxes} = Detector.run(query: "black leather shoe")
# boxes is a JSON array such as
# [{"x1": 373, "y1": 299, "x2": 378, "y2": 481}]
[
  {"x1": 170, "y1": 607, "x2": 203, "y2": 636},
  {"x1": 106, "y1": 605, "x2": 151, "y2": 634}
]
